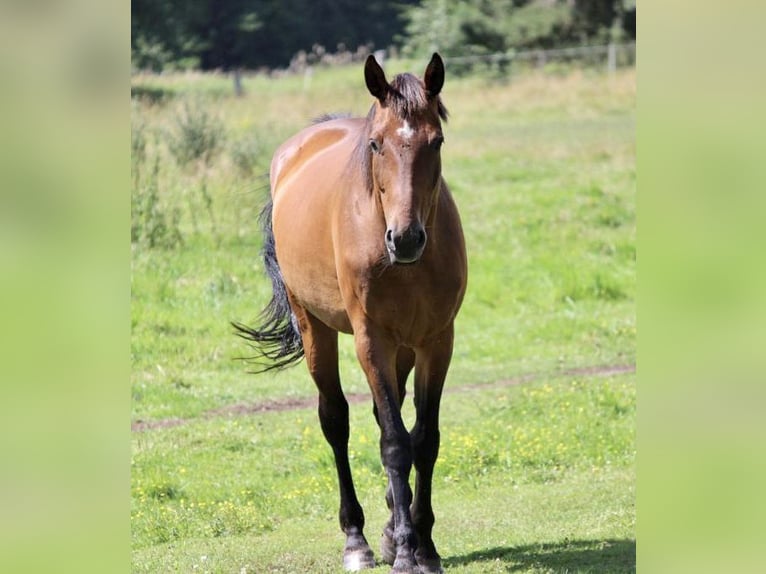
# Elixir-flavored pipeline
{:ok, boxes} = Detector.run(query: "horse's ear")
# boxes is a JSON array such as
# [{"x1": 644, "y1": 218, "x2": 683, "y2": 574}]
[
  {"x1": 364, "y1": 55, "x2": 389, "y2": 102},
  {"x1": 424, "y1": 52, "x2": 445, "y2": 98}
]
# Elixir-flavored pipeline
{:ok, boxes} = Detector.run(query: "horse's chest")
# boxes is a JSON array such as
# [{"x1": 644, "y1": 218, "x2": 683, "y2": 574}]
[{"x1": 361, "y1": 273, "x2": 460, "y2": 344}]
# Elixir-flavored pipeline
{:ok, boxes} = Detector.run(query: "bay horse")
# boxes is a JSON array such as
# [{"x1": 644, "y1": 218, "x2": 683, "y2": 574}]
[{"x1": 235, "y1": 53, "x2": 467, "y2": 574}]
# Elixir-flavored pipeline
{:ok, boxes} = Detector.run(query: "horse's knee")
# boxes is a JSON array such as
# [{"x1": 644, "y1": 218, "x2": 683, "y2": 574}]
[{"x1": 380, "y1": 427, "x2": 413, "y2": 472}]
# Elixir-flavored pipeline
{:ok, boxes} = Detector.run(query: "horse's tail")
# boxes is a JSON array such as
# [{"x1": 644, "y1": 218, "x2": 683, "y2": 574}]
[{"x1": 232, "y1": 199, "x2": 305, "y2": 371}]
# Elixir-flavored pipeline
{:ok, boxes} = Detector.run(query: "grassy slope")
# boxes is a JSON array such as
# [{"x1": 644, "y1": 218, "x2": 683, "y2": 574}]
[{"x1": 131, "y1": 64, "x2": 635, "y2": 572}]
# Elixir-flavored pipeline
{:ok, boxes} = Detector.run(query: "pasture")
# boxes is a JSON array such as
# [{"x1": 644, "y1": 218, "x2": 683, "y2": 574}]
[{"x1": 131, "y1": 61, "x2": 635, "y2": 572}]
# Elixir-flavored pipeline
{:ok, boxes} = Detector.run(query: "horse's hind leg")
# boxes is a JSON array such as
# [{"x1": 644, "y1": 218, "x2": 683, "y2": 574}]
[
  {"x1": 293, "y1": 304, "x2": 375, "y2": 571},
  {"x1": 379, "y1": 347, "x2": 415, "y2": 566},
  {"x1": 409, "y1": 326, "x2": 454, "y2": 574}
]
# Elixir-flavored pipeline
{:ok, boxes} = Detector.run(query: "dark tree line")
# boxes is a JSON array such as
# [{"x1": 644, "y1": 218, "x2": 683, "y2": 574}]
[
  {"x1": 132, "y1": 0, "x2": 419, "y2": 71},
  {"x1": 132, "y1": 0, "x2": 635, "y2": 72}
]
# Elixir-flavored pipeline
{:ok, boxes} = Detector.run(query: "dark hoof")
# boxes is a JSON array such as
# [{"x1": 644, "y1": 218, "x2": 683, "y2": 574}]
[
  {"x1": 415, "y1": 547, "x2": 443, "y2": 574},
  {"x1": 343, "y1": 547, "x2": 376, "y2": 571},
  {"x1": 391, "y1": 547, "x2": 421, "y2": 573},
  {"x1": 381, "y1": 528, "x2": 423, "y2": 573},
  {"x1": 390, "y1": 560, "x2": 423, "y2": 574},
  {"x1": 415, "y1": 558, "x2": 443, "y2": 574}
]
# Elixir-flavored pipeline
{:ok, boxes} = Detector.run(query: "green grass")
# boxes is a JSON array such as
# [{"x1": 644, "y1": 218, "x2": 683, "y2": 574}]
[
  {"x1": 131, "y1": 63, "x2": 635, "y2": 571},
  {"x1": 132, "y1": 375, "x2": 635, "y2": 572}
]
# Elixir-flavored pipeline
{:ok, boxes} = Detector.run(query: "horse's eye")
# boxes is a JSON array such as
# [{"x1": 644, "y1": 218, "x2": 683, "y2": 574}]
[
  {"x1": 369, "y1": 139, "x2": 381, "y2": 153},
  {"x1": 431, "y1": 136, "x2": 444, "y2": 151}
]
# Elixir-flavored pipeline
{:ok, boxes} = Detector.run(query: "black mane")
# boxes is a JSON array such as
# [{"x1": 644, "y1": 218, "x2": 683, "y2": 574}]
[{"x1": 388, "y1": 73, "x2": 448, "y2": 122}]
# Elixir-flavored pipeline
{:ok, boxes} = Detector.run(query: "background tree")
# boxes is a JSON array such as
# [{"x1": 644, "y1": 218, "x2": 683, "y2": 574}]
[
  {"x1": 400, "y1": 0, "x2": 634, "y2": 64},
  {"x1": 132, "y1": 0, "x2": 419, "y2": 71},
  {"x1": 131, "y1": 0, "x2": 635, "y2": 72}
]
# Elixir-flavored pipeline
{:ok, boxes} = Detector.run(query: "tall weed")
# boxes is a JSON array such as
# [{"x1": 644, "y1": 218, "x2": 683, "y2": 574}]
[
  {"x1": 167, "y1": 97, "x2": 224, "y2": 168},
  {"x1": 229, "y1": 134, "x2": 263, "y2": 176},
  {"x1": 131, "y1": 148, "x2": 183, "y2": 250},
  {"x1": 132, "y1": 106, "x2": 183, "y2": 249},
  {"x1": 167, "y1": 97, "x2": 226, "y2": 242},
  {"x1": 131, "y1": 104, "x2": 147, "y2": 184}
]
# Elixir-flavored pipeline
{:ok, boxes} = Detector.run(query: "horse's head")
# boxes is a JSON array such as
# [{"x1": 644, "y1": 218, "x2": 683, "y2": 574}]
[{"x1": 363, "y1": 53, "x2": 448, "y2": 265}]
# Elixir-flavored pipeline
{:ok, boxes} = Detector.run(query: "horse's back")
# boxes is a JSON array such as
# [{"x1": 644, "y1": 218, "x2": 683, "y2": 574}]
[
  {"x1": 269, "y1": 118, "x2": 365, "y2": 334},
  {"x1": 270, "y1": 117, "x2": 364, "y2": 200}
]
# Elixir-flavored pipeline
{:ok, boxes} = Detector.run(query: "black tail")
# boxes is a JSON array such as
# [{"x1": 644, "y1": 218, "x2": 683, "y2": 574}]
[{"x1": 232, "y1": 199, "x2": 305, "y2": 371}]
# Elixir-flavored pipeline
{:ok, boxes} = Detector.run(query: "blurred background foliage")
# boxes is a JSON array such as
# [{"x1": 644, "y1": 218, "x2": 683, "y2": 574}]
[{"x1": 132, "y1": 0, "x2": 636, "y2": 72}]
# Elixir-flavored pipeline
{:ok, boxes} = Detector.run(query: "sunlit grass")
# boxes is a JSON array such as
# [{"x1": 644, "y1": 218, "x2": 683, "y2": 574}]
[{"x1": 131, "y1": 375, "x2": 635, "y2": 553}]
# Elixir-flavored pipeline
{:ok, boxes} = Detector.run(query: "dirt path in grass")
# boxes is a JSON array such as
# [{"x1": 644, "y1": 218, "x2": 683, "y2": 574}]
[{"x1": 131, "y1": 362, "x2": 634, "y2": 432}]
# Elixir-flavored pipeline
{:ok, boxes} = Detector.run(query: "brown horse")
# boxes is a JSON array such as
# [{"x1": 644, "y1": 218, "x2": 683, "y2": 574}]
[{"x1": 235, "y1": 53, "x2": 467, "y2": 574}]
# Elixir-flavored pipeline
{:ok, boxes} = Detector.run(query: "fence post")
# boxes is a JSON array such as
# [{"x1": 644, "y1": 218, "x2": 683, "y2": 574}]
[
  {"x1": 607, "y1": 42, "x2": 617, "y2": 74},
  {"x1": 303, "y1": 66, "x2": 313, "y2": 91},
  {"x1": 233, "y1": 68, "x2": 244, "y2": 97},
  {"x1": 537, "y1": 49, "x2": 546, "y2": 69}
]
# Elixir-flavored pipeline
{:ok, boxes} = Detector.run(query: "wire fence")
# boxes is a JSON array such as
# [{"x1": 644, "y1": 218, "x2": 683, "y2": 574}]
[
  {"x1": 443, "y1": 42, "x2": 636, "y2": 74},
  {"x1": 282, "y1": 42, "x2": 636, "y2": 77},
  {"x1": 132, "y1": 42, "x2": 636, "y2": 100}
]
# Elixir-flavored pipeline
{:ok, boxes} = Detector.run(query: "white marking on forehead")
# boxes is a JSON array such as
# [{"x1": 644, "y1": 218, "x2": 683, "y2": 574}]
[{"x1": 396, "y1": 120, "x2": 415, "y2": 140}]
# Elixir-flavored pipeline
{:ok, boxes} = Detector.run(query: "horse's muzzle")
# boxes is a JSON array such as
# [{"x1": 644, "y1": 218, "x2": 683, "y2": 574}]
[{"x1": 385, "y1": 224, "x2": 427, "y2": 264}]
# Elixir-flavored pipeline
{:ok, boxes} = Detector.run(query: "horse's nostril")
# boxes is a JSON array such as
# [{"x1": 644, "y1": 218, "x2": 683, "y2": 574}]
[
  {"x1": 417, "y1": 229, "x2": 427, "y2": 247},
  {"x1": 385, "y1": 229, "x2": 394, "y2": 245}
]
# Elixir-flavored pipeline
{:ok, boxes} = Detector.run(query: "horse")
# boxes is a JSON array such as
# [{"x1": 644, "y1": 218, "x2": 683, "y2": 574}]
[{"x1": 234, "y1": 53, "x2": 467, "y2": 574}]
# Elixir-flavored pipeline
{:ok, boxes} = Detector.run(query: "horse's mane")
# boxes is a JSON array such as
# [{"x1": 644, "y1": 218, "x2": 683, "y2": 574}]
[
  {"x1": 350, "y1": 73, "x2": 448, "y2": 193},
  {"x1": 388, "y1": 73, "x2": 449, "y2": 123}
]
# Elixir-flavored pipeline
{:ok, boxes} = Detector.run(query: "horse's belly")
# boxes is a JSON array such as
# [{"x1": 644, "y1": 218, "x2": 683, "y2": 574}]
[
  {"x1": 272, "y1": 191, "x2": 352, "y2": 335},
  {"x1": 287, "y1": 268, "x2": 352, "y2": 334}
]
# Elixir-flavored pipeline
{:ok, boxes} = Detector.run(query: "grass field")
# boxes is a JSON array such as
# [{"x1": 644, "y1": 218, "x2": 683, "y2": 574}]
[{"x1": 131, "y1": 61, "x2": 635, "y2": 572}]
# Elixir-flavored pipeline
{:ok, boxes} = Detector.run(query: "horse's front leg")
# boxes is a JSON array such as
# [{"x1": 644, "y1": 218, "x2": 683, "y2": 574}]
[
  {"x1": 379, "y1": 348, "x2": 416, "y2": 566},
  {"x1": 292, "y1": 303, "x2": 375, "y2": 571},
  {"x1": 409, "y1": 325, "x2": 454, "y2": 574},
  {"x1": 354, "y1": 323, "x2": 420, "y2": 574}
]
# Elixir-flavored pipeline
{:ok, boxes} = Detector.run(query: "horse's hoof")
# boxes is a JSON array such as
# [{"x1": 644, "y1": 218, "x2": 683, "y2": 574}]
[
  {"x1": 343, "y1": 547, "x2": 376, "y2": 571},
  {"x1": 390, "y1": 561, "x2": 423, "y2": 574},
  {"x1": 415, "y1": 547, "x2": 443, "y2": 574},
  {"x1": 390, "y1": 549, "x2": 423, "y2": 574},
  {"x1": 380, "y1": 531, "x2": 396, "y2": 565},
  {"x1": 415, "y1": 558, "x2": 443, "y2": 574}
]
